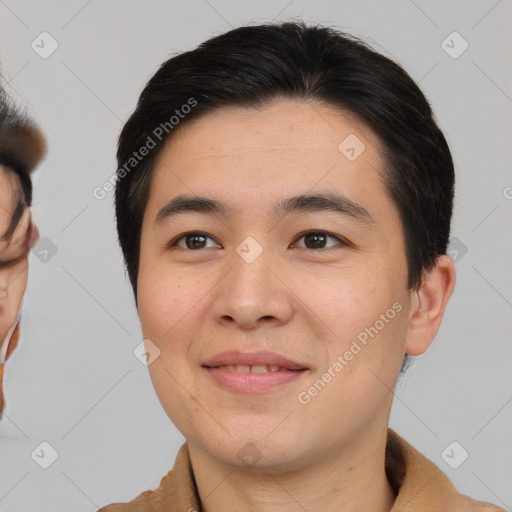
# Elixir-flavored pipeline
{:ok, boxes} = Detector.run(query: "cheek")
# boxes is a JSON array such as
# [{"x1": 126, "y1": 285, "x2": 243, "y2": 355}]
[
  {"x1": 331, "y1": 298, "x2": 408, "y2": 391},
  {"x1": 298, "y1": 264, "x2": 392, "y2": 334},
  {"x1": 137, "y1": 264, "x2": 190, "y2": 338},
  {"x1": 137, "y1": 267, "x2": 199, "y2": 423},
  {"x1": 302, "y1": 266, "x2": 407, "y2": 378},
  {"x1": 137, "y1": 264, "x2": 209, "y2": 373}
]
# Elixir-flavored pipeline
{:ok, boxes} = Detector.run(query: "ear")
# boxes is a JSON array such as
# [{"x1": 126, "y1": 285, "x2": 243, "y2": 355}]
[{"x1": 405, "y1": 255, "x2": 456, "y2": 356}]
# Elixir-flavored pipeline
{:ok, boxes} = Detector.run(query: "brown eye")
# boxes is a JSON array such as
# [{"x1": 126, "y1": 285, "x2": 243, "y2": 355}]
[
  {"x1": 173, "y1": 232, "x2": 220, "y2": 250},
  {"x1": 294, "y1": 231, "x2": 345, "y2": 250}
]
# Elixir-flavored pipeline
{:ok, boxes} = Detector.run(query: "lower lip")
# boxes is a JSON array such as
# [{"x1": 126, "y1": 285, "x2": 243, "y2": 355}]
[{"x1": 203, "y1": 366, "x2": 307, "y2": 393}]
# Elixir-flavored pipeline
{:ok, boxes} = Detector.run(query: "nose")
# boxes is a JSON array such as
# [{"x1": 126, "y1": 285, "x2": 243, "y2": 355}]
[{"x1": 210, "y1": 242, "x2": 294, "y2": 330}]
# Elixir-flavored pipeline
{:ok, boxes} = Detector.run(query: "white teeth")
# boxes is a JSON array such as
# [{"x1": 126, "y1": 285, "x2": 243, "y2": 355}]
[
  {"x1": 219, "y1": 364, "x2": 283, "y2": 373},
  {"x1": 251, "y1": 365, "x2": 269, "y2": 373}
]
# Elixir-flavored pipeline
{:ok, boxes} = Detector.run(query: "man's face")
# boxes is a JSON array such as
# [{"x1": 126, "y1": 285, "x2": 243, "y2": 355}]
[
  {"x1": 137, "y1": 99, "x2": 414, "y2": 470},
  {"x1": 0, "y1": 167, "x2": 38, "y2": 362}
]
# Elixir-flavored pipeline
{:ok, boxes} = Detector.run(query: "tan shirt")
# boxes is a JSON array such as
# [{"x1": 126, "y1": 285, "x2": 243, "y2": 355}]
[{"x1": 98, "y1": 429, "x2": 505, "y2": 512}]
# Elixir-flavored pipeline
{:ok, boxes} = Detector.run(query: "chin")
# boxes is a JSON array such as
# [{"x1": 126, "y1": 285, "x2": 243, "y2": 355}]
[{"x1": 193, "y1": 426, "x2": 307, "y2": 470}]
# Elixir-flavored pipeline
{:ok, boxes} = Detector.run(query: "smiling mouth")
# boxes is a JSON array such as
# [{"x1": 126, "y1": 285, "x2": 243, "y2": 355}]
[
  {"x1": 202, "y1": 364, "x2": 308, "y2": 393},
  {"x1": 205, "y1": 364, "x2": 305, "y2": 373}
]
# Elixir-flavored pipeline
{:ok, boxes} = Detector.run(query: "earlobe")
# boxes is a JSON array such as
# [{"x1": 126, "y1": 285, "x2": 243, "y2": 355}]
[{"x1": 405, "y1": 255, "x2": 456, "y2": 356}]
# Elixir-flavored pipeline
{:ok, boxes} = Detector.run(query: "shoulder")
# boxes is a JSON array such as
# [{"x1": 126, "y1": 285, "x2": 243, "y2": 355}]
[
  {"x1": 454, "y1": 494, "x2": 507, "y2": 512},
  {"x1": 457, "y1": 494, "x2": 506, "y2": 512},
  {"x1": 387, "y1": 429, "x2": 506, "y2": 512},
  {"x1": 97, "y1": 487, "x2": 166, "y2": 512},
  {"x1": 97, "y1": 443, "x2": 199, "y2": 512}
]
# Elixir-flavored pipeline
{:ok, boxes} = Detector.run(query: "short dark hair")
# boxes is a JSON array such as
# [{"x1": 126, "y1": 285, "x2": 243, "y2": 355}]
[
  {"x1": 0, "y1": 86, "x2": 46, "y2": 240},
  {"x1": 115, "y1": 20, "x2": 454, "y2": 300}
]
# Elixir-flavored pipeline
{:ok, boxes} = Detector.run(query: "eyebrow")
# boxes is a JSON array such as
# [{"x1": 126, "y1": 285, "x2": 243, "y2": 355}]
[{"x1": 155, "y1": 192, "x2": 373, "y2": 226}]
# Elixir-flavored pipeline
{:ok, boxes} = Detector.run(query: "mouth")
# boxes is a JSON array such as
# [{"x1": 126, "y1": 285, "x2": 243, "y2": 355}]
[
  {"x1": 204, "y1": 364, "x2": 304, "y2": 373},
  {"x1": 202, "y1": 365, "x2": 308, "y2": 393},
  {"x1": 201, "y1": 350, "x2": 309, "y2": 393},
  {"x1": 202, "y1": 349, "x2": 309, "y2": 371}
]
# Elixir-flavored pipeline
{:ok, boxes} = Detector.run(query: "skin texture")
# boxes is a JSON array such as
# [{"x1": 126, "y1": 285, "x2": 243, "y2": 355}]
[
  {"x1": 137, "y1": 99, "x2": 455, "y2": 512},
  {"x1": 0, "y1": 166, "x2": 39, "y2": 417}
]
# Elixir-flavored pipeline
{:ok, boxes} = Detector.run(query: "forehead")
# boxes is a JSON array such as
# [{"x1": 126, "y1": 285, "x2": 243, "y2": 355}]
[
  {"x1": 146, "y1": 98, "x2": 393, "y2": 222},
  {"x1": 166, "y1": 99, "x2": 381, "y2": 159}
]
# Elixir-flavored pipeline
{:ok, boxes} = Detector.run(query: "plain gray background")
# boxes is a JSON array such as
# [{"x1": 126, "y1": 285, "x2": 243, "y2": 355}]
[{"x1": 0, "y1": 1, "x2": 510, "y2": 510}]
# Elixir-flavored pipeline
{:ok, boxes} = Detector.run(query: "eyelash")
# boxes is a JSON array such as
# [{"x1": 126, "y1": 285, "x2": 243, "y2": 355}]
[{"x1": 168, "y1": 230, "x2": 351, "y2": 251}]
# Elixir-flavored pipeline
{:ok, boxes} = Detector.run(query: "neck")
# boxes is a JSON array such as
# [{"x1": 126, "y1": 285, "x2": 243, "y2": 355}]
[{"x1": 188, "y1": 424, "x2": 396, "y2": 512}]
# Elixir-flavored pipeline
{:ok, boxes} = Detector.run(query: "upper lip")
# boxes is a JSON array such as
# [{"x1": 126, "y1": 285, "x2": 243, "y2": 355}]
[{"x1": 202, "y1": 350, "x2": 308, "y2": 370}]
